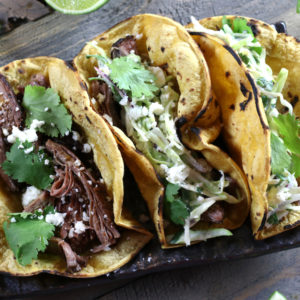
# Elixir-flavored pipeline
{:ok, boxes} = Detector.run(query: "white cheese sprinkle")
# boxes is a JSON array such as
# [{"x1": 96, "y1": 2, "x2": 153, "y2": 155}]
[
  {"x1": 74, "y1": 159, "x2": 81, "y2": 167},
  {"x1": 82, "y1": 143, "x2": 92, "y2": 153},
  {"x1": 24, "y1": 146, "x2": 34, "y2": 154},
  {"x1": 2, "y1": 128, "x2": 9, "y2": 136},
  {"x1": 103, "y1": 114, "x2": 113, "y2": 125},
  {"x1": 44, "y1": 107, "x2": 49, "y2": 112},
  {"x1": 15, "y1": 107, "x2": 20, "y2": 112},
  {"x1": 22, "y1": 186, "x2": 42, "y2": 207},
  {"x1": 74, "y1": 221, "x2": 86, "y2": 234},
  {"x1": 72, "y1": 131, "x2": 81, "y2": 141},
  {"x1": 44, "y1": 159, "x2": 49, "y2": 165},
  {"x1": 7, "y1": 119, "x2": 44, "y2": 144},
  {"x1": 45, "y1": 212, "x2": 66, "y2": 226},
  {"x1": 10, "y1": 217, "x2": 16, "y2": 223}
]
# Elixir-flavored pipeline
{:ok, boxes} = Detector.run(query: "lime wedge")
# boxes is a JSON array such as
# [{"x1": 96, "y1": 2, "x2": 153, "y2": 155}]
[
  {"x1": 269, "y1": 291, "x2": 287, "y2": 300},
  {"x1": 45, "y1": 0, "x2": 109, "y2": 15}
]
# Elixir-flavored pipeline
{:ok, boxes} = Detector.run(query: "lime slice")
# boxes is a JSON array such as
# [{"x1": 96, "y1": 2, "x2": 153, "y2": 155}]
[
  {"x1": 269, "y1": 291, "x2": 287, "y2": 300},
  {"x1": 45, "y1": 0, "x2": 109, "y2": 15}
]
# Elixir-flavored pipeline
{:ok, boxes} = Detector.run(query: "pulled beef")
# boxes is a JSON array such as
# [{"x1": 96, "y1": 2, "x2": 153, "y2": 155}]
[
  {"x1": 45, "y1": 139, "x2": 120, "y2": 271},
  {"x1": 201, "y1": 203, "x2": 225, "y2": 224},
  {"x1": 29, "y1": 73, "x2": 49, "y2": 87},
  {"x1": 111, "y1": 35, "x2": 138, "y2": 58},
  {"x1": 0, "y1": 74, "x2": 23, "y2": 192},
  {"x1": 51, "y1": 237, "x2": 88, "y2": 273}
]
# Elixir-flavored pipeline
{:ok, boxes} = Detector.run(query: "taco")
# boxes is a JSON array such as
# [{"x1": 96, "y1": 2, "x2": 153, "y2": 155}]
[
  {"x1": 186, "y1": 16, "x2": 300, "y2": 239},
  {"x1": 74, "y1": 14, "x2": 250, "y2": 248},
  {"x1": 0, "y1": 57, "x2": 151, "y2": 277}
]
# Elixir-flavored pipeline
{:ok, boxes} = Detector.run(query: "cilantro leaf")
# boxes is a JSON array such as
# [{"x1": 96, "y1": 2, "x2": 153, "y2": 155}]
[
  {"x1": 298, "y1": 0, "x2": 300, "y2": 13},
  {"x1": 267, "y1": 213, "x2": 279, "y2": 225},
  {"x1": 222, "y1": 16, "x2": 232, "y2": 28},
  {"x1": 4, "y1": 217, "x2": 55, "y2": 266},
  {"x1": 2, "y1": 140, "x2": 54, "y2": 189},
  {"x1": 272, "y1": 114, "x2": 300, "y2": 155},
  {"x1": 291, "y1": 154, "x2": 300, "y2": 178},
  {"x1": 232, "y1": 18, "x2": 253, "y2": 35},
  {"x1": 108, "y1": 54, "x2": 159, "y2": 99},
  {"x1": 270, "y1": 132, "x2": 291, "y2": 176},
  {"x1": 164, "y1": 183, "x2": 189, "y2": 225},
  {"x1": 23, "y1": 85, "x2": 72, "y2": 137}
]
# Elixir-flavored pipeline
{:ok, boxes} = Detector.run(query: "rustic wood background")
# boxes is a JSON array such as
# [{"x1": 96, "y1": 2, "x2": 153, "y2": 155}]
[{"x1": 0, "y1": 0, "x2": 300, "y2": 299}]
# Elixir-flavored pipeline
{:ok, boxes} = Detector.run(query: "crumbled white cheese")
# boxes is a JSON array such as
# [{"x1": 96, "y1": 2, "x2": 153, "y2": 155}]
[
  {"x1": 22, "y1": 186, "x2": 42, "y2": 207},
  {"x1": 78, "y1": 198, "x2": 84, "y2": 203},
  {"x1": 15, "y1": 107, "x2": 20, "y2": 112},
  {"x1": 82, "y1": 143, "x2": 92, "y2": 153},
  {"x1": 10, "y1": 217, "x2": 16, "y2": 223},
  {"x1": 74, "y1": 159, "x2": 81, "y2": 167},
  {"x1": 72, "y1": 131, "x2": 81, "y2": 141},
  {"x1": 148, "y1": 66, "x2": 166, "y2": 87},
  {"x1": 119, "y1": 95, "x2": 128, "y2": 106},
  {"x1": 45, "y1": 212, "x2": 66, "y2": 226},
  {"x1": 103, "y1": 114, "x2": 113, "y2": 125},
  {"x1": 65, "y1": 130, "x2": 70, "y2": 136},
  {"x1": 68, "y1": 228, "x2": 74, "y2": 238},
  {"x1": 103, "y1": 246, "x2": 111, "y2": 251},
  {"x1": 7, "y1": 119, "x2": 44, "y2": 144},
  {"x1": 50, "y1": 175, "x2": 55, "y2": 180},
  {"x1": 24, "y1": 146, "x2": 34, "y2": 154},
  {"x1": 88, "y1": 180, "x2": 92, "y2": 185},
  {"x1": 2, "y1": 128, "x2": 9, "y2": 136},
  {"x1": 82, "y1": 211, "x2": 89, "y2": 222},
  {"x1": 44, "y1": 107, "x2": 49, "y2": 112},
  {"x1": 44, "y1": 159, "x2": 49, "y2": 165},
  {"x1": 91, "y1": 97, "x2": 97, "y2": 105},
  {"x1": 74, "y1": 221, "x2": 86, "y2": 234},
  {"x1": 149, "y1": 103, "x2": 164, "y2": 115}
]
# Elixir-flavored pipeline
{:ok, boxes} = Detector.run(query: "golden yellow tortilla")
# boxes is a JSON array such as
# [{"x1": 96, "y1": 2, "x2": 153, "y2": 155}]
[
  {"x1": 74, "y1": 14, "x2": 251, "y2": 248},
  {"x1": 187, "y1": 16, "x2": 300, "y2": 239},
  {"x1": 0, "y1": 57, "x2": 152, "y2": 277}
]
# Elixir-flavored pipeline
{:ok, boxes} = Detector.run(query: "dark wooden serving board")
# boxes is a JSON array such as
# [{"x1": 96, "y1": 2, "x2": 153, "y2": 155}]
[{"x1": 0, "y1": 1, "x2": 300, "y2": 299}]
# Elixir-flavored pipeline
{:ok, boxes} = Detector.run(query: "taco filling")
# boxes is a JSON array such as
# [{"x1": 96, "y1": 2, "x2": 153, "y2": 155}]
[
  {"x1": 86, "y1": 36, "x2": 247, "y2": 245},
  {"x1": 0, "y1": 73, "x2": 120, "y2": 272},
  {"x1": 188, "y1": 17, "x2": 300, "y2": 229}
]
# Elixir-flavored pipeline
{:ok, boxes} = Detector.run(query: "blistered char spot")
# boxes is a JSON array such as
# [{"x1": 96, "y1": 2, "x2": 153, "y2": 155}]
[
  {"x1": 85, "y1": 115, "x2": 92, "y2": 124},
  {"x1": 251, "y1": 175, "x2": 254, "y2": 180},
  {"x1": 258, "y1": 211, "x2": 267, "y2": 231},
  {"x1": 288, "y1": 92, "x2": 292, "y2": 98},
  {"x1": 291, "y1": 96, "x2": 299, "y2": 107},
  {"x1": 191, "y1": 127, "x2": 201, "y2": 136},
  {"x1": 284, "y1": 220, "x2": 300, "y2": 230},
  {"x1": 99, "y1": 37, "x2": 106, "y2": 41},
  {"x1": 181, "y1": 98, "x2": 186, "y2": 105},
  {"x1": 186, "y1": 78, "x2": 190, "y2": 82},
  {"x1": 190, "y1": 88, "x2": 194, "y2": 92},
  {"x1": 256, "y1": 212, "x2": 261, "y2": 216},
  {"x1": 80, "y1": 81, "x2": 87, "y2": 91},
  {"x1": 4, "y1": 66, "x2": 9, "y2": 71},
  {"x1": 240, "y1": 92, "x2": 253, "y2": 111},
  {"x1": 18, "y1": 69, "x2": 24, "y2": 74},
  {"x1": 223, "y1": 45, "x2": 242, "y2": 65},
  {"x1": 225, "y1": 71, "x2": 230, "y2": 77},
  {"x1": 176, "y1": 71, "x2": 182, "y2": 79},
  {"x1": 240, "y1": 82, "x2": 248, "y2": 97},
  {"x1": 195, "y1": 97, "x2": 213, "y2": 122},
  {"x1": 84, "y1": 107, "x2": 88, "y2": 111},
  {"x1": 160, "y1": 63, "x2": 168, "y2": 70},
  {"x1": 247, "y1": 20, "x2": 260, "y2": 36},
  {"x1": 161, "y1": 47, "x2": 165, "y2": 52},
  {"x1": 175, "y1": 116, "x2": 187, "y2": 129},
  {"x1": 190, "y1": 32, "x2": 206, "y2": 37},
  {"x1": 229, "y1": 104, "x2": 235, "y2": 110},
  {"x1": 147, "y1": 46, "x2": 151, "y2": 51},
  {"x1": 70, "y1": 97, "x2": 73, "y2": 102},
  {"x1": 64, "y1": 60, "x2": 76, "y2": 71}
]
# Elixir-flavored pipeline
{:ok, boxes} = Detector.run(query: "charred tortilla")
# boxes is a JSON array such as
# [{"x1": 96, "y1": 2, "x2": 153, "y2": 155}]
[
  {"x1": 0, "y1": 57, "x2": 151, "y2": 277},
  {"x1": 74, "y1": 14, "x2": 251, "y2": 248}
]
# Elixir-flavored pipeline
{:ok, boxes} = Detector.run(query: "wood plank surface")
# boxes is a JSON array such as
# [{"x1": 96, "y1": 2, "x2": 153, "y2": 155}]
[{"x1": 0, "y1": 1, "x2": 300, "y2": 300}]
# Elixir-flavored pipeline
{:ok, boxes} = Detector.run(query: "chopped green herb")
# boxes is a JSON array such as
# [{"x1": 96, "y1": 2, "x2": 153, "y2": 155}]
[
  {"x1": 232, "y1": 18, "x2": 253, "y2": 35},
  {"x1": 164, "y1": 183, "x2": 189, "y2": 225},
  {"x1": 267, "y1": 213, "x2": 279, "y2": 225},
  {"x1": 270, "y1": 132, "x2": 291, "y2": 176},
  {"x1": 4, "y1": 210, "x2": 55, "y2": 266},
  {"x1": 291, "y1": 153, "x2": 300, "y2": 178},
  {"x1": 272, "y1": 113, "x2": 300, "y2": 155},
  {"x1": 2, "y1": 140, "x2": 54, "y2": 189},
  {"x1": 109, "y1": 54, "x2": 159, "y2": 99},
  {"x1": 23, "y1": 85, "x2": 72, "y2": 137}
]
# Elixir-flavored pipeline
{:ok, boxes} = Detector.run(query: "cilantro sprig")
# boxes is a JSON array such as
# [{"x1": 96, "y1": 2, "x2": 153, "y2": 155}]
[
  {"x1": 23, "y1": 86, "x2": 72, "y2": 137},
  {"x1": 164, "y1": 183, "x2": 189, "y2": 225},
  {"x1": 270, "y1": 114, "x2": 300, "y2": 177},
  {"x1": 2, "y1": 140, "x2": 54, "y2": 189},
  {"x1": 4, "y1": 207, "x2": 55, "y2": 266}
]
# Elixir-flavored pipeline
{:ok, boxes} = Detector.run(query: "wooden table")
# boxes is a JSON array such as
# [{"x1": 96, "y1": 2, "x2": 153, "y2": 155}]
[{"x1": 0, "y1": 1, "x2": 300, "y2": 299}]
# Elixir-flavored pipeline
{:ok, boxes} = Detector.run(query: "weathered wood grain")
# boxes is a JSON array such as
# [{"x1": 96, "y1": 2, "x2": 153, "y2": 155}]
[
  {"x1": 0, "y1": 1, "x2": 300, "y2": 299},
  {"x1": 0, "y1": 0, "x2": 299, "y2": 65}
]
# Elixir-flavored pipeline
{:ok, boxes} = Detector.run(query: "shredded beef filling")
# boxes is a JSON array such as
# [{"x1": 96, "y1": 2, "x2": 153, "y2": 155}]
[
  {"x1": 111, "y1": 35, "x2": 138, "y2": 58},
  {"x1": 0, "y1": 74, "x2": 23, "y2": 192},
  {"x1": 0, "y1": 73, "x2": 120, "y2": 272}
]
